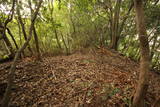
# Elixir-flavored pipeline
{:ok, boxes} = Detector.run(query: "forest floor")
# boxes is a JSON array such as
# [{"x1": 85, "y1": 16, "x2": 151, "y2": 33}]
[{"x1": 0, "y1": 48, "x2": 160, "y2": 107}]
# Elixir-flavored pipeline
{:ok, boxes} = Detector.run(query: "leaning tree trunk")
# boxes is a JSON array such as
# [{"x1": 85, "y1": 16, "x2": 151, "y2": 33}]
[
  {"x1": 132, "y1": 0, "x2": 150, "y2": 107},
  {"x1": 6, "y1": 28, "x2": 19, "y2": 50},
  {"x1": 1, "y1": 1, "x2": 43, "y2": 106},
  {"x1": 28, "y1": 0, "x2": 41, "y2": 60}
]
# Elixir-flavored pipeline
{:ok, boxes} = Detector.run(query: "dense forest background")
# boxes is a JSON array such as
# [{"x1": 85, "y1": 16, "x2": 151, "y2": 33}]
[{"x1": 0, "y1": 0, "x2": 160, "y2": 107}]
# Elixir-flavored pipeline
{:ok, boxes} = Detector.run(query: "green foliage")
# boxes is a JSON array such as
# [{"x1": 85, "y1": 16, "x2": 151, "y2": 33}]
[
  {"x1": 145, "y1": 4, "x2": 160, "y2": 29},
  {"x1": 3, "y1": 54, "x2": 9, "y2": 59}
]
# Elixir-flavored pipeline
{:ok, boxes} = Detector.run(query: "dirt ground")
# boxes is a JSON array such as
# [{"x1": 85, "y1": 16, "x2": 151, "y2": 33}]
[{"x1": 0, "y1": 49, "x2": 160, "y2": 107}]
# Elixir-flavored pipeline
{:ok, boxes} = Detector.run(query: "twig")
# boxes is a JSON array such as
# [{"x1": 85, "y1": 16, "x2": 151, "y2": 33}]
[{"x1": 51, "y1": 67, "x2": 57, "y2": 80}]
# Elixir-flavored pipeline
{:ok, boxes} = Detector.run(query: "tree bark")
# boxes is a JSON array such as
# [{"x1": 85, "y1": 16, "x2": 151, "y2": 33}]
[{"x1": 132, "y1": 0, "x2": 150, "y2": 107}]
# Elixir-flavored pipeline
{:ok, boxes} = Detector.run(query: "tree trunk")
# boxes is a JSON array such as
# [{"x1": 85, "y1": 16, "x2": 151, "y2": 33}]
[
  {"x1": 33, "y1": 25, "x2": 41, "y2": 60},
  {"x1": 1, "y1": 30, "x2": 15, "y2": 57},
  {"x1": 28, "y1": 0, "x2": 41, "y2": 60},
  {"x1": 54, "y1": 28, "x2": 62, "y2": 49},
  {"x1": 132, "y1": 0, "x2": 150, "y2": 106},
  {"x1": 60, "y1": 32, "x2": 69, "y2": 55},
  {"x1": 6, "y1": 28, "x2": 19, "y2": 50},
  {"x1": 110, "y1": 0, "x2": 121, "y2": 50},
  {"x1": 16, "y1": 2, "x2": 33, "y2": 55},
  {"x1": 17, "y1": 18, "x2": 25, "y2": 57},
  {"x1": 1, "y1": 1, "x2": 43, "y2": 106},
  {"x1": 0, "y1": 0, "x2": 16, "y2": 58}
]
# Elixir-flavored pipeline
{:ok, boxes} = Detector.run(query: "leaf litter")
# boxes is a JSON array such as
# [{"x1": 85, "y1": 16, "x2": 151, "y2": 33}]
[{"x1": 0, "y1": 48, "x2": 160, "y2": 107}]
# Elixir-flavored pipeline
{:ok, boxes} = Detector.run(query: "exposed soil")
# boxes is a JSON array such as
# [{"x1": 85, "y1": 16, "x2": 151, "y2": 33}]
[{"x1": 0, "y1": 48, "x2": 160, "y2": 107}]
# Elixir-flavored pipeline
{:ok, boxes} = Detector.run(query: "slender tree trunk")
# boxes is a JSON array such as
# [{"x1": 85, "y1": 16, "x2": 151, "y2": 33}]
[
  {"x1": 6, "y1": 28, "x2": 19, "y2": 50},
  {"x1": 110, "y1": 0, "x2": 121, "y2": 50},
  {"x1": 0, "y1": 0, "x2": 16, "y2": 58},
  {"x1": 1, "y1": 30, "x2": 15, "y2": 57},
  {"x1": 60, "y1": 32, "x2": 69, "y2": 55},
  {"x1": 54, "y1": 28, "x2": 62, "y2": 49},
  {"x1": 16, "y1": 2, "x2": 33, "y2": 55},
  {"x1": 67, "y1": 33, "x2": 71, "y2": 53},
  {"x1": 118, "y1": 2, "x2": 133, "y2": 37},
  {"x1": 1, "y1": 1, "x2": 43, "y2": 106},
  {"x1": 17, "y1": 18, "x2": 25, "y2": 57},
  {"x1": 109, "y1": 1, "x2": 133, "y2": 50},
  {"x1": 28, "y1": 0, "x2": 41, "y2": 60},
  {"x1": 70, "y1": 15, "x2": 76, "y2": 34},
  {"x1": 33, "y1": 25, "x2": 41, "y2": 60},
  {"x1": 132, "y1": 0, "x2": 150, "y2": 106}
]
